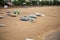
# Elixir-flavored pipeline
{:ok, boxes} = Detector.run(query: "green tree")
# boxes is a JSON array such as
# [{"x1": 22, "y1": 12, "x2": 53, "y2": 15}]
[
  {"x1": 13, "y1": 1, "x2": 21, "y2": 6},
  {"x1": 53, "y1": 0, "x2": 57, "y2": 5},
  {"x1": 41, "y1": 0, "x2": 45, "y2": 5},
  {"x1": 0, "y1": 0, "x2": 4, "y2": 6},
  {"x1": 57, "y1": 0, "x2": 60, "y2": 5}
]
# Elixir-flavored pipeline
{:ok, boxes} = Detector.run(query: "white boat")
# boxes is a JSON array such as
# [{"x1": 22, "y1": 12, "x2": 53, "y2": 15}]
[
  {"x1": 0, "y1": 16, "x2": 4, "y2": 19},
  {"x1": 35, "y1": 13, "x2": 45, "y2": 16},
  {"x1": 28, "y1": 14, "x2": 37, "y2": 18}
]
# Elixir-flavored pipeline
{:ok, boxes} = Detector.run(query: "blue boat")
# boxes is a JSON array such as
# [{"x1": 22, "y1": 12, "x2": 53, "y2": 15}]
[{"x1": 20, "y1": 17, "x2": 29, "y2": 21}]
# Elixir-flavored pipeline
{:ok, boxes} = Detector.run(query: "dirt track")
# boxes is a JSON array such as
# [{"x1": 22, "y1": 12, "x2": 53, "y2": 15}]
[{"x1": 0, "y1": 6, "x2": 60, "y2": 40}]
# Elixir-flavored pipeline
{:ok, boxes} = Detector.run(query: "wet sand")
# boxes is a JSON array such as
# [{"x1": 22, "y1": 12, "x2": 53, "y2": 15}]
[{"x1": 0, "y1": 6, "x2": 60, "y2": 40}]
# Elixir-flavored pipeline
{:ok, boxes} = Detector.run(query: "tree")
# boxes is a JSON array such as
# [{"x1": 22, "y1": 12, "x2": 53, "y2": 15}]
[
  {"x1": 53, "y1": 0, "x2": 57, "y2": 5},
  {"x1": 12, "y1": 0, "x2": 21, "y2": 6},
  {"x1": 0, "y1": 0, "x2": 4, "y2": 6},
  {"x1": 57, "y1": 0, "x2": 60, "y2": 5}
]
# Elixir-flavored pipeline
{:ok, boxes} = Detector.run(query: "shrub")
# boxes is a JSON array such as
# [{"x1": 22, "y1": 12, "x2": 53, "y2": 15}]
[
  {"x1": 12, "y1": 1, "x2": 21, "y2": 6},
  {"x1": 44, "y1": 1, "x2": 52, "y2": 5},
  {"x1": 26, "y1": 2, "x2": 32, "y2": 6},
  {"x1": 18, "y1": 0, "x2": 26, "y2": 5},
  {"x1": 41, "y1": 1, "x2": 52, "y2": 5},
  {"x1": 44, "y1": 1, "x2": 49, "y2": 5},
  {"x1": 31, "y1": 1, "x2": 38, "y2": 6}
]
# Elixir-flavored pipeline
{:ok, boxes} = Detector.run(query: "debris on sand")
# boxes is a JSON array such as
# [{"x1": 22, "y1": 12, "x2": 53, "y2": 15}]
[
  {"x1": 0, "y1": 16, "x2": 4, "y2": 19},
  {"x1": 28, "y1": 17, "x2": 36, "y2": 23},
  {"x1": 26, "y1": 38, "x2": 34, "y2": 40},
  {"x1": 0, "y1": 24, "x2": 6, "y2": 27},
  {"x1": 10, "y1": 14, "x2": 16, "y2": 17},
  {"x1": 6, "y1": 12, "x2": 16, "y2": 17},
  {"x1": 6, "y1": 12, "x2": 11, "y2": 16},
  {"x1": 35, "y1": 12, "x2": 45, "y2": 17},
  {"x1": 0, "y1": 12, "x2": 4, "y2": 14}
]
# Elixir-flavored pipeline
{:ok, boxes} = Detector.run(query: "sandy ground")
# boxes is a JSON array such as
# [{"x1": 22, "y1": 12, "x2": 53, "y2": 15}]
[{"x1": 0, "y1": 6, "x2": 60, "y2": 40}]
